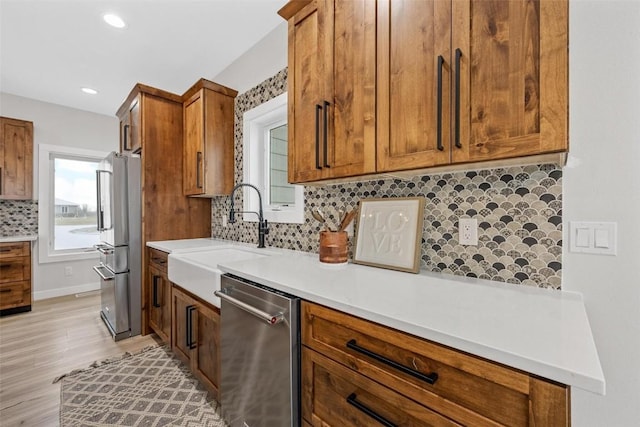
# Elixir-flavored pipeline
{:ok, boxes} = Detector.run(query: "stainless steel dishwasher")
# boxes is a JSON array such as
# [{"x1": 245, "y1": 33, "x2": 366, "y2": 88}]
[{"x1": 215, "y1": 274, "x2": 300, "y2": 427}]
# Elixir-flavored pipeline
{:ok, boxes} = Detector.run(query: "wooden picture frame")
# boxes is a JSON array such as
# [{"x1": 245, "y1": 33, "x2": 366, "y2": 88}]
[{"x1": 353, "y1": 197, "x2": 425, "y2": 273}]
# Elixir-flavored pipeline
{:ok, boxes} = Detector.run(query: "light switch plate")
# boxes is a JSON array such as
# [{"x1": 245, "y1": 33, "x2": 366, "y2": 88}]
[{"x1": 569, "y1": 221, "x2": 617, "y2": 255}]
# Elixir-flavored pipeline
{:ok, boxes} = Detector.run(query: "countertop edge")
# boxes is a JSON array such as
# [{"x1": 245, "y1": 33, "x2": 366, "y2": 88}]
[{"x1": 0, "y1": 235, "x2": 37, "y2": 243}]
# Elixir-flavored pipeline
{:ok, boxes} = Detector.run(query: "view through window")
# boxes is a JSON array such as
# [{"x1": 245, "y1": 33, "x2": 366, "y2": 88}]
[
  {"x1": 268, "y1": 123, "x2": 294, "y2": 206},
  {"x1": 52, "y1": 156, "x2": 100, "y2": 251}
]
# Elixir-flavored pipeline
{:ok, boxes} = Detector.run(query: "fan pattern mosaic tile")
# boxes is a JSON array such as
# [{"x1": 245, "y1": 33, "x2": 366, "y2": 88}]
[
  {"x1": 211, "y1": 69, "x2": 564, "y2": 289},
  {"x1": 0, "y1": 200, "x2": 38, "y2": 236}
]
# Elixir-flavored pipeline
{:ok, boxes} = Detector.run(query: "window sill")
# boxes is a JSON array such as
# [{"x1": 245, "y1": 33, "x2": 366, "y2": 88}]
[{"x1": 38, "y1": 248, "x2": 99, "y2": 264}]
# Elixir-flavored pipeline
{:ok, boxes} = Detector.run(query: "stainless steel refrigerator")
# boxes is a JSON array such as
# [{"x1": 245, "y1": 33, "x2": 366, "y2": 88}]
[{"x1": 93, "y1": 152, "x2": 141, "y2": 341}]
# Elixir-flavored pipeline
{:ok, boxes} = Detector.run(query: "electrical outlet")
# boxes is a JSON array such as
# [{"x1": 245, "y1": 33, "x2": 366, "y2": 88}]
[
  {"x1": 459, "y1": 218, "x2": 478, "y2": 245},
  {"x1": 64, "y1": 266, "x2": 73, "y2": 276},
  {"x1": 222, "y1": 214, "x2": 228, "y2": 227}
]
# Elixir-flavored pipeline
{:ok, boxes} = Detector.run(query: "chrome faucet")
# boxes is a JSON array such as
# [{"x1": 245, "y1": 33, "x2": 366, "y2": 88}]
[{"x1": 228, "y1": 183, "x2": 269, "y2": 248}]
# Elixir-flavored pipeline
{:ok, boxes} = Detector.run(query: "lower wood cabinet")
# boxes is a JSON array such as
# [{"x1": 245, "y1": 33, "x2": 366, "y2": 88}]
[
  {"x1": 301, "y1": 301, "x2": 570, "y2": 426},
  {"x1": 172, "y1": 285, "x2": 220, "y2": 399},
  {"x1": 0, "y1": 241, "x2": 31, "y2": 316},
  {"x1": 147, "y1": 249, "x2": 171, "y2": 343}
]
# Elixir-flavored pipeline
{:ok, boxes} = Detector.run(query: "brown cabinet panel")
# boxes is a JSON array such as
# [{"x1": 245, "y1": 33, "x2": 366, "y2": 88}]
[
  {"x1": 171, "y1": 285, "x2": 220, "y2": 398},
  {"x1": 0, "y1": 257, "x2": 30, "y2": 283},
  {"x1": 288, "y1": 0, "x2": 376, "y2": 183},
  {"x1": 377, "y1": 0, "x2": 452, "y2": 172},
  {"x1": 323, "y1": 0, "x2": 376, "y2": 178},
  {"x1": 192, "y1": 301, "x2": 220, "y2": 399},
  {"x1": 303, "y1": 347, "x2": 461, "y2": 426},
  {"x1": 0, "y1": 242, "x2": 31, "y2": 314},
  {"x1": 172, "y1": 286, "x2": 194, "y2": 365},
  {"x1": 182, "y1": 80, "x2": 236, "y2": 197},
  {"x1": 288, "y1": 1, "x2": 324, "y2": 183},
  {"x1": 0, "y1": 242, "x2": 29, "y2": 259},
  {"x1": 452, "y1": 0, "x2": 568, "y2": 163},
  {"x1": 0, "y1": 117, "x2": 33, "y2": 199},
  {"x1": 119, "y1": 95, "x2": 141, "y2": 153},
  {"x1": 147, "y1": 263, "x2": 171, "y2": 344}
]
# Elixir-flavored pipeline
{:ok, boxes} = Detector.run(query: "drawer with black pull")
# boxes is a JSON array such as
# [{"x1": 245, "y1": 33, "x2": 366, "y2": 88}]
[
  {"x1": 301, "y1": 301, "x2": 535, "y2": 426},
  {"x1": 148, "y1": 248, "x2": 168, "y2": 273},
  {"x1": 302, "y1": 346, "x2": 461, "y2": 426}
]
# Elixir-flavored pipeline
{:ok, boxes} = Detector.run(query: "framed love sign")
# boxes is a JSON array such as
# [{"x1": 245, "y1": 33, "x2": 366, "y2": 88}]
[{"x1": 353, "y1": 197, "x2": 425, "y2": 273}]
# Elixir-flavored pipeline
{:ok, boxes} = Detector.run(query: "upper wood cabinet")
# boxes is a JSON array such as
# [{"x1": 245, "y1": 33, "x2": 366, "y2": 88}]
[
  {"x1": 376, "y1": 0, "x2": 452, "y2": 171},
  {"x1": 118, "y1": 95, "x2": 141, "y2": 153},
  {"x1": 182, "y1": 79, "x2": 237, "y2": 197},
  {"x1": 0, "y1": 117, "x2": 33, "y2": 200},
  {"x1": 451, "y1": 0, "x2": 568, "y2": 163},
  {"x1": 280, "y1": 0, "x2": 568, "y2": 181},
  {"x1": 284, "y1": 0, "x2": 376, "y2": 183}
]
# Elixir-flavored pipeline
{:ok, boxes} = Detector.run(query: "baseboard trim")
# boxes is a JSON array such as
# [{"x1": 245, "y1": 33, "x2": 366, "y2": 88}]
[{"x1": 34, "y1": 282, "x2": 100, "y2": 301}]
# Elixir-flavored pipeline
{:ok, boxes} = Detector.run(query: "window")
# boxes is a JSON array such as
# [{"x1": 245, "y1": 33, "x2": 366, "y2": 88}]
[
  {"x1": 39, "y1": 144, "x2": 108, "y2": 263},
  {"x1": 52, "y1": 156, "x2": 100, "y2": 251},
  {"x1": 243, "y1": 92, "x2": 304, "y2": 223}
]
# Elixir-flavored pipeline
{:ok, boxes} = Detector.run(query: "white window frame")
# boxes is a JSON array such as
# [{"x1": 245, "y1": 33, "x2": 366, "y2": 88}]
[
  {"x1": 242, "y1": 92, "x2": 304, "y2": 224},
  {"x1": 38, "y1": 144, "x2": 108, "y2": 263}
]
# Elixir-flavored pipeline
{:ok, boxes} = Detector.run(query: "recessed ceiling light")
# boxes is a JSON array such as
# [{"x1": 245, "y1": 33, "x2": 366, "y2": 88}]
[
  {"x1": 103, "y1": 13, "x2": 126, "y2": 29},
  {"x1": 82, "y1": 87, "x2": 98, "y2": 95}
]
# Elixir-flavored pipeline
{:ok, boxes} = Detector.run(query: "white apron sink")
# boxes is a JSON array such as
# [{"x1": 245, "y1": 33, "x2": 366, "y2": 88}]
[{"x1": 168, "y1": 247, "x2": 273, "y2": 307}]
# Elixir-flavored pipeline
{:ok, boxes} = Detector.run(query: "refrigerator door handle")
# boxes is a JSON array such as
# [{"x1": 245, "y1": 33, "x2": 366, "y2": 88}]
[
  {"x1": 96, "y1": 169, "x2": 113, "y2": 231},
  {"x1": 93, "y1": 264, "x2": 115, "y2": 281}
]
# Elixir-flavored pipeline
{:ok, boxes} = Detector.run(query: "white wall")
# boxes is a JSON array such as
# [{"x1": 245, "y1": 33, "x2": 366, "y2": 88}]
[
  {"x1": 564, "y1": 1, "x2": 640, "y2": 425},
  {"x1": 213, "y1": 22, "x2": 287, "y2": 93},
  {"x1": 0, "y1": 93, "x2": 119, "y2": 299},
  {"x1": 219, "y1": 2, "x2": 640, "y2": 424}
]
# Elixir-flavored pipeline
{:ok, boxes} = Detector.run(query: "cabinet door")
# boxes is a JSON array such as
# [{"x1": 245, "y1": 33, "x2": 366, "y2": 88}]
[
  {"x1": 172, "y1": 287, "x2": 196, "y2": 365},
  {"x1": 121, "y1": 96, "x2": 141, "y2": 153},
  {"x1": 287, "y1": 1, "x2": 324, "y2": 183},
  {"x1": 322, "y1": 0, "x2": 376, "y2": 179},
  {"x1": 147, "y1": 265, "x2": 171, "y2": 343},
  {"x1": 377, "y1": 0, "x2": 452, "y2": 172},
  {"x1": 192, "y1": 302, "x2": 221, "y2": 399},
  {"x1": 183, "y1": 91, "x2": 205, "y2": 195},
  {"x1": 0, "y1": 117, "x2": 33, "y2": 199},
  {"x1": 452, "y1": 0, "x2": 568, "y2": 163}
]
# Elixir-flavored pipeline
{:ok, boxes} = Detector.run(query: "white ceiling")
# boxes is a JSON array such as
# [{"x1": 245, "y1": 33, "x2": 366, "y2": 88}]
[{"x1": 0, "y1": 0, "x2": 285, "y2": 117}]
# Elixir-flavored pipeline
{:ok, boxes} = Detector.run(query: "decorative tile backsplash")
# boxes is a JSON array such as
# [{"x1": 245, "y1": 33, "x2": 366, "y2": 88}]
[
  {"x1": 0, "y1": 200, "x2": 38, "y2": 236},
  {"x1": 211, "y1": 69, "x2": 563, "y2": 289}
]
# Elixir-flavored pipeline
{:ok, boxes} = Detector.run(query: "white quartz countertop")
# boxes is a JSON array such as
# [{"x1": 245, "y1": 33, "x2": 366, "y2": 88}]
[
  {"x1": 0, "y1": 235, "x2": 37, "y2": 243},
  {"x1": 147, "y1": 238, "x2": 231, "y2": 253},
  {"x1": 147, "y1": 238, "x2": 605, "y2": 395}
]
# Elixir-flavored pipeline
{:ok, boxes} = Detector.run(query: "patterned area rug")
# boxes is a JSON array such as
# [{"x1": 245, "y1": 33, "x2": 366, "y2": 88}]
[{"x1": 55, "y1": 345, "x2": 227, "y2": 426}]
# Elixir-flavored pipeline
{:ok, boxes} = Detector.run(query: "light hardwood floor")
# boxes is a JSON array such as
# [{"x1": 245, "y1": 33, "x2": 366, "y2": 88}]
[{"x1": 0, "y1": 292, "x2": 159, "y2": 426}]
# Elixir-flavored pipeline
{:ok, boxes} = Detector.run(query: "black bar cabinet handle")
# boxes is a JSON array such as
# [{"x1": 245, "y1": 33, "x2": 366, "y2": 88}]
[
  {"x1": 123, "y1": 124, "x2": 130, "y2": 150},
  {"x1": 196, "y1": 152, "x2": 203, "y2": 189},
  {"x1": 186, "y1": 305, "x2": 197, "y2": 349},
  {"x1": 346, "y1": 393, "x2": 396, "y2": 427},
  {"x1": 323, "y1": 101, "x2": 330, "y2": 167},
  {"x1": 436, "y1": 55, "x2": 444, "y2": 151},
  {"x1": 347, "y1": 339, "x2": 438, "y2": 385},
  {"x1": 455, "y1": 48, "x2": 462, "y2": 149},
  {"x1": 185, "y1": 305, "x2": 193, "y2": 349},
  {"x1": 315, "y1": 104, "x2": 322, "y2": 170},
  {"x1": 152, "y1": 276, "x2": 160, "y2": 308}
]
